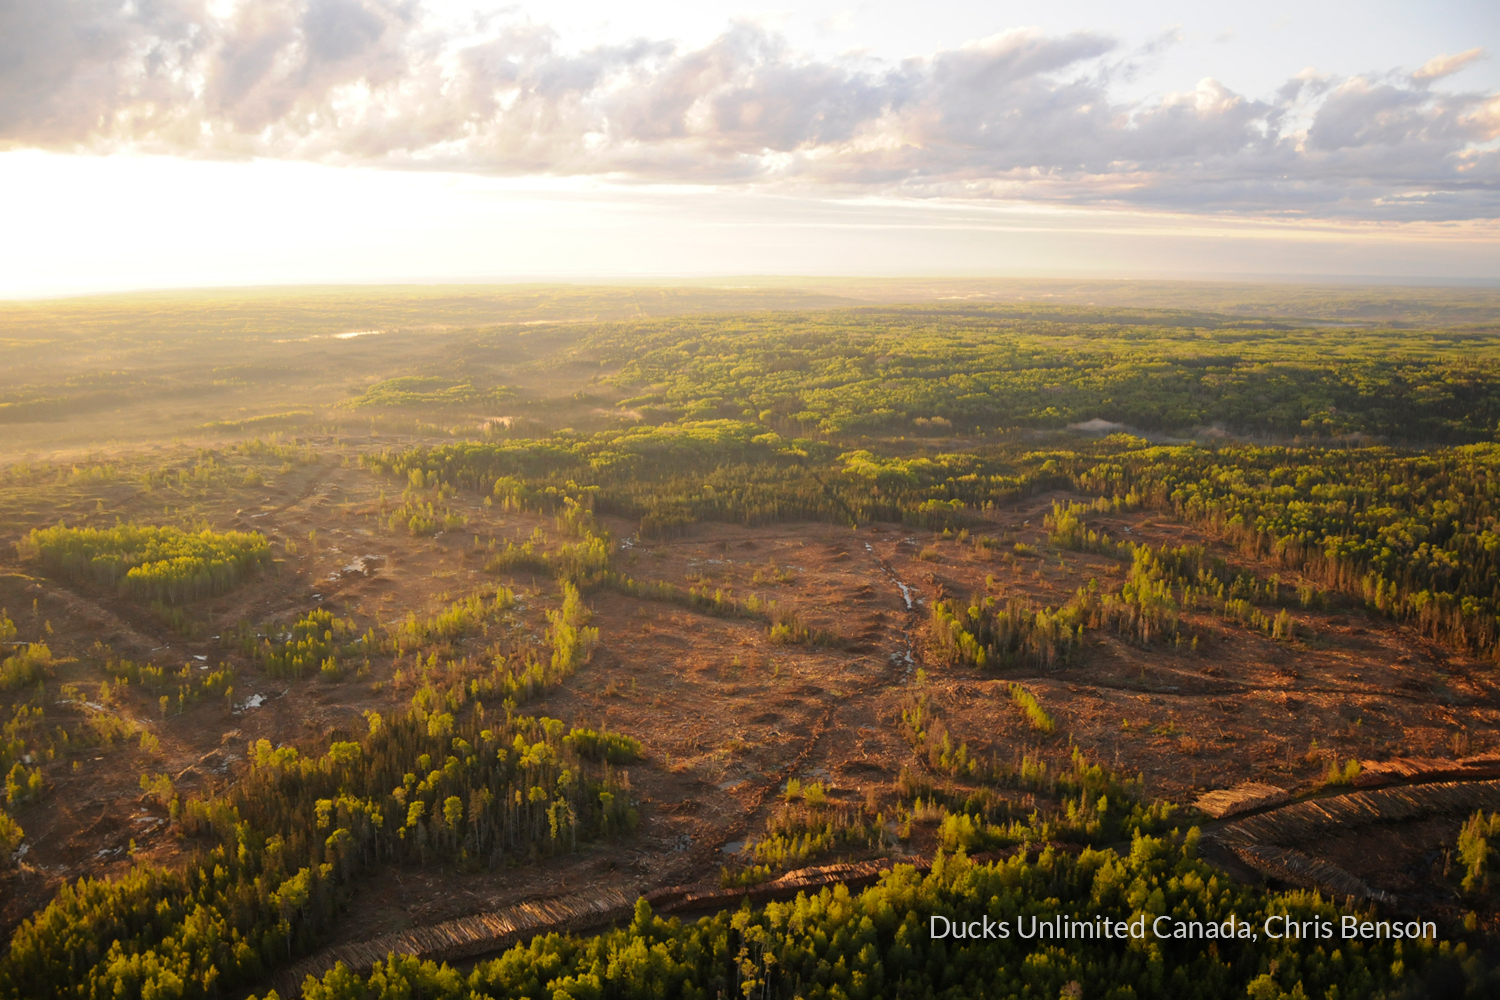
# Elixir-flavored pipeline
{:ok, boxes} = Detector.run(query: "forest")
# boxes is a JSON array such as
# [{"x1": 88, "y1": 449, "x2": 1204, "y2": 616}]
[{"x1": 2, "y1": 282, "x2": 1500, "y2": 999}]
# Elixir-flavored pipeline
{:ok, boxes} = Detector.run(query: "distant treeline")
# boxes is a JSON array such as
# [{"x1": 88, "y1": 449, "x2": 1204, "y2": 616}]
[
  {"x1": 582, "y1": 309, "x2": 1500, "y2": 442},
  {"x1": 341, "y1": 377, "x2": 514, "y2": 410}
]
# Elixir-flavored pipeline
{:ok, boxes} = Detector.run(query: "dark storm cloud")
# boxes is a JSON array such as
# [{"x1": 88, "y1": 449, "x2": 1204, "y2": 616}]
[{"x1": 1, "y1": 0, "x2": 1496, "y2": 220}]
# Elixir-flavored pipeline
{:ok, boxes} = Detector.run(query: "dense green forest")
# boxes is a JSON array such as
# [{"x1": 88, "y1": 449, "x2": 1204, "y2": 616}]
[
  {"x1": 579, "y1": 308, "x2": 1500, "y2": 441},
  {"x1": 19, "y1": 524, "x2": 270, "y2": 602},
  {"x1": 6, "y1": 294, "x2": 1500, "y2": 1000}
]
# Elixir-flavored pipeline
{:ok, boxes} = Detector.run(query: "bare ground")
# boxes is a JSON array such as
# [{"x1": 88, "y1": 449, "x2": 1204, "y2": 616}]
[{"x1": 4, "y1": 464, "x2": 1497, "y2": 938}]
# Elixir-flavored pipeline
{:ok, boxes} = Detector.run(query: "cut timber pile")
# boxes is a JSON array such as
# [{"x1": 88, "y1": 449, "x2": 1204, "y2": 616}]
[
  {"x1": 1231, "y1": 845, "x2": 1394, "y2": 905},
  {"x1": 1194, "y1": 782, "x2": 1290, "y2": 819},
  {"x1": 642, "y1": 852, "x2": 1030, "y2": 915},
  {"x1": 273, "y1": 849, "x2": 1037, "y2": 997},
  {"x1": 1353, "y1": 754, "x2": 1500, "y2": 789},
  {"x1": 644, "y1": 858, "x2": 913, "y2": 915},
  {"x1": 1208, "y1": 779, "x2": 1500, "y2": 903},
  {"x1": 273, "y1": 886, "x2": 638, "y2": 998},
  {"x1": 1218, "y1": 780, "x2": 1500, "y2": 849}
]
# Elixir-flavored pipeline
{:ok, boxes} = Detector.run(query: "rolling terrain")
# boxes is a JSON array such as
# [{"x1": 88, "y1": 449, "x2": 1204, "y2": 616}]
[{"x1": 3, "y1": 283, "x2": 1500, "y2": 999}]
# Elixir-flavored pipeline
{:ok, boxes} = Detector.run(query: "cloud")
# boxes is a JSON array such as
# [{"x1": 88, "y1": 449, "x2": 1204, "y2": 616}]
[
  {"x1": 0, "y1": 0, "x2": 207, "y2": 145},
  {"x1": 2, "y1": 1, "x2": 1498, "y2": 220},
  {"x1": 1413, "y1": 48, "x2": 1485, "y2": 83}
]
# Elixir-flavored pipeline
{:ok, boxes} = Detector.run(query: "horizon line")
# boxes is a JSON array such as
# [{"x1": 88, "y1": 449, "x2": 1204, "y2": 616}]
[{"x1": 6, "y1": 271, "x2": 1500, "y2": 304}]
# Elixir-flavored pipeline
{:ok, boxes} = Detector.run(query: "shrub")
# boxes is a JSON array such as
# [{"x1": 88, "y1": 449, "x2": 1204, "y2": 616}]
[
  {"x1": 562, "y1": 727, "x2": 642, "y2": 763},
  {"x1": 1458, "y1": 810, "x2": 1500, "y2": 896},
  {"x1": 0, "y1": 644, "x2": 52, "y2": 691},
  {"x1": 0, "y1": 811, "x2": 21, "y2": 862},
  {"x1": 1009, "y1": 683, "x2": 1055, "y2": 733}
]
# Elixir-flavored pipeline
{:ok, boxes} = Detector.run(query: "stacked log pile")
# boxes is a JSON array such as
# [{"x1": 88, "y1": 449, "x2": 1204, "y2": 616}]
[
  {"x1": 1353, "y1": 754, "x2": 1500, "y2": 789},
  {"x1": 271, "y1": 848, "x2": 1043, "y2": 997},
  {"x1": 1194, "y1": 782, "x2": 1291, "y2": 819},
  {"x1": 273, "y1": 886, "x2": 639, "y2": 998},
  {"x1": 1230, "y1": 845, "x2": 1394, "y2": 905},
  {"x1": 1208, "y1": 779, "x2": 1500, "y2": 903},
  {"x1": 1219, "y1": 780, "x2": 1500, "y2": 847}
]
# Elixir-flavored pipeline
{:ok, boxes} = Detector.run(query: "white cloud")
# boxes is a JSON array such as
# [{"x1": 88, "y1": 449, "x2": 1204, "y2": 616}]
[
  {"x1": 1, "y1": 0, "x2": 1497, "y2": 220},
  {"x1": 1412, "y1": 48, "x2": 1485, "y2": 83}
]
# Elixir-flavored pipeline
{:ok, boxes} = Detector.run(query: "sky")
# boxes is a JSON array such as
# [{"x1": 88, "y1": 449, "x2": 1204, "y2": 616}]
[{"x1": 2, "y1": 0, "x2": 1498, "y2": 296}]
